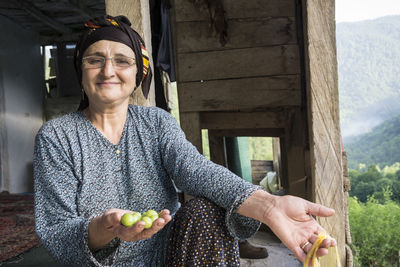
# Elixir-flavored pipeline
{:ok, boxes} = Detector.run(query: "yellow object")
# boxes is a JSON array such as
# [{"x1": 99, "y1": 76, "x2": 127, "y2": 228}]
[{"x1": 304, "y1": 232, "x2": 341, "y2": 267}]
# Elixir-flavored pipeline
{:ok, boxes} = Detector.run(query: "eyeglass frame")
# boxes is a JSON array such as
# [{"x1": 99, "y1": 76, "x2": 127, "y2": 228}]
[{"x1": 82, "y1": 55, "x2": 136, "y2": 69}]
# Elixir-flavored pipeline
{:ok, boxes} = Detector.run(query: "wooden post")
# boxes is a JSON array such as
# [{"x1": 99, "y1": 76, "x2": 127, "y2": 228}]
[
  {"x1": 302, "y1": 0, "x2": 345, "y2": 264},
  {"x1": 105, "y1": 0, "x2": 155, "y2": 106},
  {"x1": 208, "y1": 132, "x2": 227, "y2": 167}
]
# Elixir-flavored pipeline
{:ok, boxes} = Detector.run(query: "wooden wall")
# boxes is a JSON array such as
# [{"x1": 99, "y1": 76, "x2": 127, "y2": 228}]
[
  {"x1": 172, "y1": 0, "x2": 346, "y2": 263},
  {"x1": 173, "y1": 0, "x2": 301, "y2": 114},
  {"x1": 170, "y1": 0, "x2": 306, "y2": 187},
  {"x1": 302, "y1": 0, "x2": 346, "y2": 265}
]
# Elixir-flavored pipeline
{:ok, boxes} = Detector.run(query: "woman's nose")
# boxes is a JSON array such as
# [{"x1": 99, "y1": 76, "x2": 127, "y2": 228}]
[{"x1": 101, "y1": 58, "x2": 116, "y2": 76}]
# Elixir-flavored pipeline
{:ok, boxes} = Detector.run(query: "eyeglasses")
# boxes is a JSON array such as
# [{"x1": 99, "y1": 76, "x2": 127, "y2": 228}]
[{"x1": 82, "y1": 55, "x2": 136, "y2": 69}]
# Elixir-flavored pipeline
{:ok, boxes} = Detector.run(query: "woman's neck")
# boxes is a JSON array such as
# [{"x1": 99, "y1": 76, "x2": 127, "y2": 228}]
[{"x1": 84, "y1": 103, "x2": 129, "y2": 145}]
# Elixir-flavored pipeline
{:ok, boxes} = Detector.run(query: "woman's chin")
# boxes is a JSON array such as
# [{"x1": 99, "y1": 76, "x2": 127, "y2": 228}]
[{"x1": 93, "y1": 95, "x2": 130, "y2": 107}]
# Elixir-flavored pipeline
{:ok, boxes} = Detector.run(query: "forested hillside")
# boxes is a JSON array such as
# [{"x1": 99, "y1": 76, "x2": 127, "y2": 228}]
[
  {"x1": 345, "y1": 114, "x2": 400, "y2": 169},
  {"x1": 337, "y1": 15, "x2": 400, "y2": 140}
]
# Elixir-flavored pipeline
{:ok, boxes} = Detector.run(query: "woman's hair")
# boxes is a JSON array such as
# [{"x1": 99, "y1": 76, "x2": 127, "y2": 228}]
[{"x1": 74, "y1": 15, "x2": 152, "y2": 110}]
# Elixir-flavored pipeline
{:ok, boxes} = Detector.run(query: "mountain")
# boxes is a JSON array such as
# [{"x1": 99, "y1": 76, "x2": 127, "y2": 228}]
[
  {"x1": 345, "y1": 114, "x2": 400, "y2": 169},
  {"x1": 336, "y1": 15, "x2": 400, "y2": 141}
]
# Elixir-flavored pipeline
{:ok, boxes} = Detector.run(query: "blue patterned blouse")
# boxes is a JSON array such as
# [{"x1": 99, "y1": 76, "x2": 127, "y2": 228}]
[{"x1": 34, "y1": 105, "x2": 260, "y2": 266}]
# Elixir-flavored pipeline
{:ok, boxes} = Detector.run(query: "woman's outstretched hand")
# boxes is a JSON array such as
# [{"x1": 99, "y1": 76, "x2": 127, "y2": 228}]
[
  {"x1": 88, "y1": 208, "x2": 172, "y2": 251},
  {"x1": 238, "y1": 190, "x2": 336, "y2": 263}
]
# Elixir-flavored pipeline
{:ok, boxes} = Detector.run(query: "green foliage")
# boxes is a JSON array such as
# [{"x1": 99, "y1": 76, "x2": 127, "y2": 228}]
[
  {"x1": 349, "y1": 163, "x2": 400, "y2": 204},
  {"x1": 345, "y1": 114, "x2": 400, "y2": 169},
  {"x1": 349, "y1": 194, "x2": 400, "y2": 266},
  {"x1": 248, "y1": 137, "x2": 272, "y2": 160}
]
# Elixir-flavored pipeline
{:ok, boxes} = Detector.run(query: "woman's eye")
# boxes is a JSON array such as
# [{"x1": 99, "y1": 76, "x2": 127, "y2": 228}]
[
  {"x1": 115, "y1": 57, "x2": 131, "y2": 65},
  {"x1": 88, "y1": 58, "x2": 103, "y2": 64}
]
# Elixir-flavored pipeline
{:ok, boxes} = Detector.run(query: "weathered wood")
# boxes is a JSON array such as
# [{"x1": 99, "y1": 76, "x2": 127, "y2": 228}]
[
  {"x1": 204, "y1": 128, "x2": 284, "y2": 138},
  {"x1": 272, "y1": 138, "x2": 282, "y2": 188},
  {"x1": 178, "y1": 76, "x2": 301, "y2": 112},
  {"x1": 174, "y1": 0, "x2": 296, "y2": 22},
  {"x1": 177, "y1": 45, "x2": 300, "y2": 82},
  {"x1": 303, "y1": 0, "x2": 345, "y2": 264},
  {"x1": 251, "y1": 162, "x2": 273, "y2": 172},
  {"x1": 175, "y1": 17, "x2": 296, "y2": 53},
  {"x1": 180, "y1": 75, "x2": 300, "y2": 93},
  {"x1": 105, "y1": 0, "x2": 156, "y2": 106},
  {"x1": 179, "y1": 112, "x2": 202, "y2": 153},
  {"x1": 251, "y1": 160, "x2": 274, "y2": 167},
  {"x1": 200, "y1": 111, "x2": 286, "y2": 130},
  {"x1": 208, "y1": 134, "x2": 227, "y2": 166}
]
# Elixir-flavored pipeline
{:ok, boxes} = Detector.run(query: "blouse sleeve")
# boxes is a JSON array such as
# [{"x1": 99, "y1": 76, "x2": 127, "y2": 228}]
[
  {"x1": 157, "y1": 110, "x2": 261, "y2": 240},
  {"x1": 33, "y1": 126, "x2": 120, "y2": 266}
]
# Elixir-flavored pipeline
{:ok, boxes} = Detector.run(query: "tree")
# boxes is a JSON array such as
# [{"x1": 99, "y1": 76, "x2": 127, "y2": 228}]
[
  {"x1": 353, "y1": 182, "x2": 376, "y2": 202},
  {"x1": 349, "y1": 193, "x2": 400, "y2": 266}
]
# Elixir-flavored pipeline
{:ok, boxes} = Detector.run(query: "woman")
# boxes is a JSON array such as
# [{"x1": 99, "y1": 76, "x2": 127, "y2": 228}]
[{"x1": 34, "y1": 15, "x2": 336, "y2": 266}]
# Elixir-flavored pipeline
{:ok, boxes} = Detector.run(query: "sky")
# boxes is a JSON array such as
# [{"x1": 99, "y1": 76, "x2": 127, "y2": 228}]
[{"x1": 335, "y1": 0, "x2": 400, "y2": 22}]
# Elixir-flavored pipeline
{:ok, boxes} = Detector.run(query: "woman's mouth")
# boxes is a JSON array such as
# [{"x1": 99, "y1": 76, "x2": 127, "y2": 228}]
[{"x1": 97, "y1": 81, "x2": 120, "y2": 86}]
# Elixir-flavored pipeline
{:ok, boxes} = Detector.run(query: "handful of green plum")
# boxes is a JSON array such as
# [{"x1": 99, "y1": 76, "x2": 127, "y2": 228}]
[{"x1": 120, "y1": 209, "x2": 160, "y2": 229}]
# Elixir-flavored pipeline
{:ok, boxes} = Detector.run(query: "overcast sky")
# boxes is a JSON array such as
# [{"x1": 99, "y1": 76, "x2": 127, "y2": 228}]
[{"x1": 335, "y1": 0, "x2": 400, "y2": 22}]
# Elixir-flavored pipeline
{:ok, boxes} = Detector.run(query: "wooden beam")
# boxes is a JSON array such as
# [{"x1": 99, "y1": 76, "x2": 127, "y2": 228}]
[
  {"x1": 178, "y1": 75, "x2": 301, "y2": 112},
  {"x1": 177, "y1": 45, "x2": 300, "y2": 82},
  {"x1": 175, "y1": 17, "x2": 297, "y2": 53},
  {"x1": 14, "y1": 0, "x2": 73, "y2": 34},
  {"x1": 174, "y1": 0, "x2": 296, "y2": 22},
  {"x1": 201, "y1": 111, "x2": 286, "y2": 130},
  {"x1": 205, "y1": 129, "x2": 284, "y2": 138},
  {"x1": 179, "y1": 79, "x2": 301, "y2": 112},
  {"x1": 179, "y1": 112, "x2": 203, "y2": 153},
  {"x1": 208, "y1": 134, "x2": 227, "y2": 166}
]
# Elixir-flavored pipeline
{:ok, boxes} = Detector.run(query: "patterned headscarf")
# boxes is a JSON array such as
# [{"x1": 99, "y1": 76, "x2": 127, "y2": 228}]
[{"x1": 74, "y1": 15, "x2": 152, "y2": 110}]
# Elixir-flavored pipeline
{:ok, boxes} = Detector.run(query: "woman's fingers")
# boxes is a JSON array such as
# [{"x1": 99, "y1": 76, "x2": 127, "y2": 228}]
[{"x1": 300, "y1": 233, "x2": 337, "y2": 260}]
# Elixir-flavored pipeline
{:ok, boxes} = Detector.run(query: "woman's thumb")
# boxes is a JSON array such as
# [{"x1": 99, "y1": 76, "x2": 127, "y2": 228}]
[{"x1": 306, "y1": 202, "x2": 335, "y2": 217}]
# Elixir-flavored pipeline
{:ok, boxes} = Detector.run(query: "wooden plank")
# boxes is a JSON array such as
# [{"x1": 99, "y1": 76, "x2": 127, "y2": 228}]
[
  {"x1": 252, "y1": 172, "x2": 267, "y2": 185},
  {"x1": 204, "y1": 128, "x2": 284, "y2": 137},
  {"x1": 178, "y1": 76, "x2": 301, "y2": 112},
  {"x1": 251, "y1": 160, "x2": 273, "y2": 167},
  {"x1": 201, "y1": 111, "x2": 285, "y2": 130},
  {"x1": 174, "y1": 0, "x2": 296, "y2": 22},
  {"x1": 179, "y1": 112, "x2": 202, "y2": 153},
  {"x1": 272, "y1": 138, "x2": 282, "y2": 187},
  {"x1": 208, "y1": 134, "x2": 227, "y2": 166},
  {"x1": 177, "y1": 45, "x2": 300, "y2": 82},
  {"x1": 303, "y1": 0, "x2": 345, "y2": 264},
  {"x1": 176, "y1": 17, "x2": 296, "y2": 53},
  {"x1": 180, "y1": 75, "x2": 300, "y2": 93}
]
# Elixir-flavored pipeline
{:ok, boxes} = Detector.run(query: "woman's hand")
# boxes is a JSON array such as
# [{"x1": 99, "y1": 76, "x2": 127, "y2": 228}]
[
  {"x1": 238, "y1": 190, "x2": 336, "y2": 263},
  {"x1": 264, "y1": 194, "x2": 336, "y2": 262},
  {"x1": 88, "y1": 208, "x2": 172, "y2": 251}
]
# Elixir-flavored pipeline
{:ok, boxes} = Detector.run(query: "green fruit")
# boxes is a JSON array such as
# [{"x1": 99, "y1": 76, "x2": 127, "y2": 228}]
[
  {"x1": 121, "y1": 213, "x2": 135, "y2": 227},
  {"x1": 149, "y1": 214, "x2": 159, "y2": 222},
  {"x1": 141, "y1": 216, "x2": 153, "y2": 229},
  {"x1": 143, "y1": 209, "x2": 158, "y2": 217},
  {"x1": 131, "y1": 212, "x2": 142, "y2": 223},
  {"x1": 121, "y1": 212, "x2": 141, "y2": 227}
]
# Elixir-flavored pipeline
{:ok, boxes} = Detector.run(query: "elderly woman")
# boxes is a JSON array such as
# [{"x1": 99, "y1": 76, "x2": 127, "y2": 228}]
[{"x1": 34, "y1": 15, "x2": 336, "y2": 266}]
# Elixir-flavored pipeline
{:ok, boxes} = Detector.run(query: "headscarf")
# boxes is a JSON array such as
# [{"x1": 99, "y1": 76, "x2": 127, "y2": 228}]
[{"x1": 74, "y1": 15, "x2": 152, "y2": 110}]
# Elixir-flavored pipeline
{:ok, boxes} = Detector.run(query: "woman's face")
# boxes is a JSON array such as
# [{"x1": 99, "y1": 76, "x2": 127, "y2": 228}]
[{"x1": 81, "y1": 40, "x2": 137, "y2": 108}]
